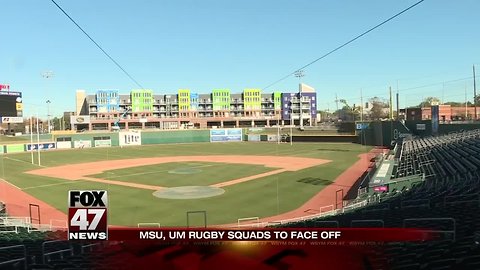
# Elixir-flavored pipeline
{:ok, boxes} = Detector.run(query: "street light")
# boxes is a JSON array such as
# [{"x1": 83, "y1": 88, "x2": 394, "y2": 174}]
[{"x1": 42, "y1": 71, "x2": 54, "y2": 133}]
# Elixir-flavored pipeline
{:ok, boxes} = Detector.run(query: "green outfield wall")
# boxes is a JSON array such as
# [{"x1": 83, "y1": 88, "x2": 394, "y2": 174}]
[{"x1": 141, "y1": 130, "x2": 210, "y2": 144}]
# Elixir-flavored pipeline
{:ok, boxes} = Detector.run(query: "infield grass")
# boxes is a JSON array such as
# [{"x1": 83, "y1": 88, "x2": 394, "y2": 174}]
[{"x1": 89, "y1": 162, "x2": 275, "y2": 187}]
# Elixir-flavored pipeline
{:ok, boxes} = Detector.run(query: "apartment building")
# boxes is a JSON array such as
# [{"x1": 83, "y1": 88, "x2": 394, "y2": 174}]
[{"x1": 75, "y1": 85, "x2": 317, "y2": 131}]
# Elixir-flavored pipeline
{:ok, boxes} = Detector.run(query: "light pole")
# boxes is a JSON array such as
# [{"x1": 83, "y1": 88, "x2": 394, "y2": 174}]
[
  {"x1": 294, "y1": 70, "x2": 305, "y2": 128},
  {"x1": 46, "y1": 100, "x2": 51, "y2": 133},
  {"x1": 42, "y1": 71, "x2": 54, "y2": 133}
]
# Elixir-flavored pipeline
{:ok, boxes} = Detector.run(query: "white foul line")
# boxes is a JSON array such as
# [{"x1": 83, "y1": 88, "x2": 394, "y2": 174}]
[
  {"x1": 22, "y1": 180, "x2": 86, "y2": 190},
  {"x1": 4, "y1": 156, "x2": 47, "y2": 167}
]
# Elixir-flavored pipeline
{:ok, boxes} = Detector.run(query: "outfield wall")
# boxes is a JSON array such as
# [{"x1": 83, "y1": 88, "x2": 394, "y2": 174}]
[
  {"x1": 142, "y1": 130, "x2": 210, "y2": 144},
  {"x1": 0, "y1": 127, "x2": 360, "y2": 154}
]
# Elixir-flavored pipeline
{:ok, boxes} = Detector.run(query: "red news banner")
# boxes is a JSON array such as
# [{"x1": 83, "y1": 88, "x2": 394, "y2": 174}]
[{"x1": 107, "y1": 228, "x2": 437, "y2": 242}]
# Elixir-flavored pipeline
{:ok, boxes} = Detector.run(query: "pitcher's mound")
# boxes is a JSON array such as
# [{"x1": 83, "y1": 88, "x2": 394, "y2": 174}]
[{"x1": 153, "y1": 186, "x2": 225, "y2": 199}]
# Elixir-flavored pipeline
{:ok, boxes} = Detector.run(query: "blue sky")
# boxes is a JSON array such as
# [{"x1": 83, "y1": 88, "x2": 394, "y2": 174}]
[{"x1": 1, "y1": 0, "x2": 479, "y2": 118}]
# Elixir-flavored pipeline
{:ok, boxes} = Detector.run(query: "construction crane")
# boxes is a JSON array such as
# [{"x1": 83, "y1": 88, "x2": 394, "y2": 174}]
[{"x1": 112, "y1": 109, "x2": 130, "y2": 131}]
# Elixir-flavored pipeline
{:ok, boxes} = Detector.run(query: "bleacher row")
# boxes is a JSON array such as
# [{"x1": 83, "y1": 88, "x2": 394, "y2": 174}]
[
  {"x1": 0, "y1": 231, "x2": 124, "y2": 270},
  {"x1": 395, "y1": 129, "x2": 480, "y2": 181},
  {"x1": 278, "y1": 130, "x2": 480, "y2": 269}
]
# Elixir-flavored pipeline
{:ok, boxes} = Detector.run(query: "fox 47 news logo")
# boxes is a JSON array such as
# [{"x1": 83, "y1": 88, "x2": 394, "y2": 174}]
[{"x1": 68, "y1": 190, "x2": 108, "y2": 240}]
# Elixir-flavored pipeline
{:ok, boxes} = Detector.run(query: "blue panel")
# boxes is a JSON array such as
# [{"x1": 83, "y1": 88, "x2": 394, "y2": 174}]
[{"x1": 210, "y1": 129, "x2": 226, "y2": 136}]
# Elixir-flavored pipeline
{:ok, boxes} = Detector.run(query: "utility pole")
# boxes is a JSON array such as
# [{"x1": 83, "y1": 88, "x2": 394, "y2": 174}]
[
  {"x1": 474, "y1": 65, "x2": 477, "y2": 120},
  {"x1": 360, "y1": 89, "x2": 363, "y2": 122},
  {"x1": 396, "y1": 81, "x2": 400, "y2": 121},
  {"x1": 389, "y1": 87, "x2": 393, "y2": 120},
  {"x1": 465, "y1": 83, "x2": 468, "y2": 120},
  {"x1": 396, "y1": 91, "x2": 399, "y2": 121}
]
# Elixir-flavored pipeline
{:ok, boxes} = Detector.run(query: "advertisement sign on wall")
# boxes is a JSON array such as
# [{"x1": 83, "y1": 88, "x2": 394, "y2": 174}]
[
  {"x1": 210, "y1": 128, "x2": 242, "y2": 142},
  {"x1": 0, "y1": 117, "x2": 23, "y2": 123},
  {"x1": 210, "y1": 135, "x2": 242, "y2": 142},
  {"x1": 71, "y1": 116, "x2": 91, "y2": 124},
  {"x1": 119, "y1": 131, "x2": 142, "y2": 146},
  {"x1": 27, "y1": 143, "x2": 56, "y2": 151},
  {"x1": 74, "y1": 140, "x2": 92, "y2": 149},
  {"x1": 267, "y1": 135, "x2": 278, "y2": 142},
  {"x1": 248, "y1": 135, "x2": 261, "y2": 142},
  {"x1": 56, "y1": 141, "x2": 72, "y2": 149},
  {"x1": 356, "y1": 123, "x2": 369, "y2": 130},
  {"x1": 95, "y1": 140, "x2": 112, "y2": 147},
  {"x1": 416, "y1": 124, "x2": 426, "y2": 131},
  {"x1": 210, "y1": 129, "x2": 226, "y2": 136}
]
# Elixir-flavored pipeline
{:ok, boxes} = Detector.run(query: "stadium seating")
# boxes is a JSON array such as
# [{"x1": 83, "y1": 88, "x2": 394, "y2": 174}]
[{"x1": 278, "y1": 129, "x2": 480, "y2": 269}]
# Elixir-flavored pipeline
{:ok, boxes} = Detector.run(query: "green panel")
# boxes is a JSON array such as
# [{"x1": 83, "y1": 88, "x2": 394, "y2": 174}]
[
  {"x1": 131, "y1": 89, "x2": 154, "y2": 112},
  {"x1": 212, "y1": 89, "x2": 230, "y2": 111},
  {"x1": 178, "y1": 89, "x2": 191, "y2": 111},
  {"x1": 243, "y1": 89, "x2": 261, "y2": 110},
  {"x1": 6, "y1": 144, "x2": 25, "y2": 153},
  {"x1": 405, "y1": 120, "x2": 432, "y2": 137},
  {"x1": 141, "y1": 130, "x2": 210, "y2": 144},
  {"x1": 274, "y1": 92, "x2": 282, "y2": 110},
  {"x1": 260, "y1": 135, "x2": 268, "y2": 141}
]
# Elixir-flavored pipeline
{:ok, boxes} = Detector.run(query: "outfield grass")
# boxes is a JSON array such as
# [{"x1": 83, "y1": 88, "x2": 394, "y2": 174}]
[
  {"x1": 0, "y1": 142, "x2": 371, "y2": 226},
  {"x1": 90, "y1": 162, "x2": 275, "y2": 187}
]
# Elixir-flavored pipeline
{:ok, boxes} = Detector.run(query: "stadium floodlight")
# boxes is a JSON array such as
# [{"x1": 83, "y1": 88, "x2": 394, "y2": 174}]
[
  {"x1": 42, "y1": 71, "x2": 54, "y2": 133},
  {"x1": 294, "y1": 70, "x2": 306, "y2": 128}
]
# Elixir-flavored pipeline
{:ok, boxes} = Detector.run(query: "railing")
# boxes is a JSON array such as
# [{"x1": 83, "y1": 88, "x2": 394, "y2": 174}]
[
  {"x1": 444, "y1": 194, "x2": 480, "y2": 206},
  {"x1": 351, "y1": 219, "x2": 385, "y2": 228},
  {"x1": 42, "y1": 240, "x2": 73, "y2": 264},
  {"x1": 403, "y1": 218, "x2": 456, "y2": 241},
  {"x1": 0, "y1": 245, "x2": 27, "y2": 270},
  {"x1": 401, "y1": 199, "x2": 430, "y2": 209},
  {"x1": 237, "y1": 217, "x2": 261, "y2": 228}
]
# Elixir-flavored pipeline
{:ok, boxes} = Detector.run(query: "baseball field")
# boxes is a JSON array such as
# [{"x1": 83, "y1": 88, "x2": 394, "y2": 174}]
[{"x1": 0, "y1": 142, "x2": 371, "y2": 227}]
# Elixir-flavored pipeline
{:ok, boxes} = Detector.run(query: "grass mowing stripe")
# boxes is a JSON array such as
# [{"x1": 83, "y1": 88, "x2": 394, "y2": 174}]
[{"x1": 102, "y1": 164, "x2": 215, "y2": 179}]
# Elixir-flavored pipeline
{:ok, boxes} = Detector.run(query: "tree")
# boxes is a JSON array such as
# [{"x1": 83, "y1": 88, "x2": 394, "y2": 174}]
[
  {"x1": 52, "y1": 117, "x2": 61, "y2": 131},
  {"x1": 335, "y1": 99, "x2": 360, "y2": 121},
  {"x1": 418, "y1": 97, "x2": 440, "y2": 107},
  {"x1": 369, "y1": 97, "x2": 389, "y2": 120}
]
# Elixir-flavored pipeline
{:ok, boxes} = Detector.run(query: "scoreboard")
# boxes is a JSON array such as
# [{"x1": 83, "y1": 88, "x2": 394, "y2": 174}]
[{"x1": 0, "y1": 91, "x2": 23, "y2": 117}]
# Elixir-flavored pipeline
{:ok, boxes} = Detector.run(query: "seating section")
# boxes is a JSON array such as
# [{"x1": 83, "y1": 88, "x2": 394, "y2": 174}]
[
  {"x1": 394, "y1": 129, "x2": 480, "y2": 180},
  {"x1": 276, "y1": 129, "x2": 480, "y2": 269}
]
